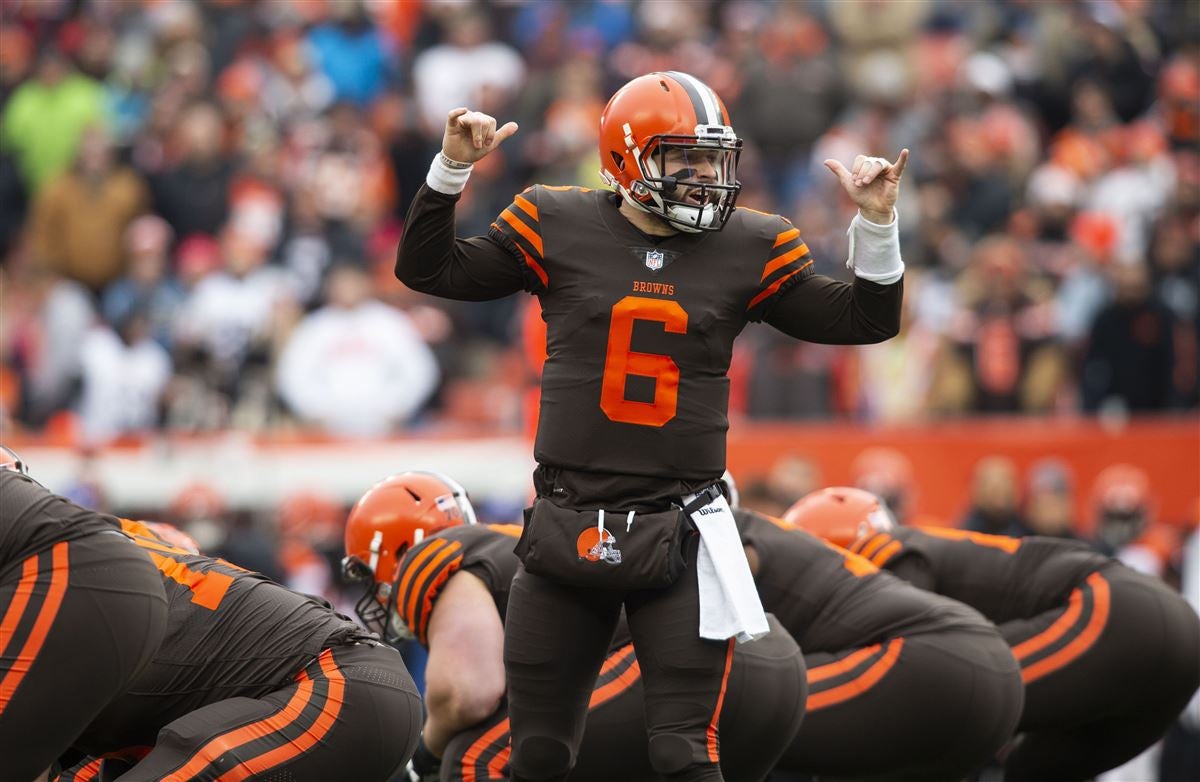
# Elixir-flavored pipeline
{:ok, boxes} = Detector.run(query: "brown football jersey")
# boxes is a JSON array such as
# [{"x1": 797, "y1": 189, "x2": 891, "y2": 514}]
[
  {"x1": 851, "y1": 526, "x2": 1111, "y2": 623},
  {"x1": 733, "y1": 508, "x2": 988, "y2": 652},
  {"x1": 0, "y1": 471, "x2": 121, "y2": 568},
  {"x1": 398, "y1": 184, "x2": 901, "y2": 501},
  {"x1": 73, "y1": 525, "x2": 362, "y2": 752}
]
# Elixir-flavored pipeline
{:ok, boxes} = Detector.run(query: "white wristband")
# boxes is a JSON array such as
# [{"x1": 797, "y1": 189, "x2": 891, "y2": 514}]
[
  {"x1": 845, "y1": 208, "x2": 904, "y2": 285},
  {"x1": 426, "y1": 153, "x2": 473, "y2": 195}
]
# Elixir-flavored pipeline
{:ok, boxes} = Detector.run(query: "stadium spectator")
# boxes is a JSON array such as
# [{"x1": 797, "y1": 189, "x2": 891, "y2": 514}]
[
  {"x1": 306, "y1": 0, "x2": 395, "y2": 108},
  {"x1": 0, "y1": 45, "x2": 103, "y2": 192},
  {"x1": 961, "y1": 455, "x2": 1028, "y2": 537},
  {"x1": 411, "y1": 8, "x2": 524, "y2": 133},
  {"x1": 1023, "y1": 458, "x2": 1078, "y2": 539},
  {"x1": 276, "y1": 263, "x2": 438, "y2": 436},
  {"x1": 77, "y1": 305, "x2": 172, "y2": 444},
  {"x1": 148, "y1": 101, "x2": 233, "y2": 238},
  {"x1": 101, "y1": 214, "x2": 184, "y2": 349},
  {"x1": 28, "y1": 124, "x2": 149, "y2": 292},
  {"x1": 1082, "y1": 261, "x2": 1177, "y2": 413}
]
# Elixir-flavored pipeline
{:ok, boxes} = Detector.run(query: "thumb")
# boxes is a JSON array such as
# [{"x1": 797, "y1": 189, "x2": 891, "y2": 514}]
[
  {"x1": 493, "y1": 121, "x2": 519, "y2": 147},
  {"x1": 824, "y1": 159, "x2": 853, "y2": 187}
]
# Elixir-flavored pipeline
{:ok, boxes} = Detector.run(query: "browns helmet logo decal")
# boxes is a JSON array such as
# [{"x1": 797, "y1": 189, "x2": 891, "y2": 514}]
[{"x1": 576, "y1": 527, "x2": 623, "y2": 564}]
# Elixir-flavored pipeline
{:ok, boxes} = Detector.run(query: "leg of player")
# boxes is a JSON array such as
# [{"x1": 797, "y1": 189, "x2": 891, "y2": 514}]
[
  {"x1": 0, "y1": 533, "x2": 167, "y2": 782},
  {"x1": 111, "y1": 640, "x2": 422, "y2": 782},
  {"x1": 504, "y1": 567, "x2": 623, "y2": 782},
  {"x1": 1002, "y1": 565, "x2": 1200, "y2": 781},
  {"x1": 780, "y1": 626, "x2": 1023, "y2": 781},
  {"x1": 624, "y1": 535, "x2": 737, "y2": 782}
]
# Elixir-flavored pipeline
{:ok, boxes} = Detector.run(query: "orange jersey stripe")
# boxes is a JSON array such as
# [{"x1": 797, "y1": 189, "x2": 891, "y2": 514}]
[
  {"x1": 406, "y1": 542, "x2": 462, "y2": 628},
  {"x1": 599, "y1": 643, "x2": 635, "y2": 675},
  {"x1": 463, "y1": 718, "x2": 512, "y2": 782},
  {"x1": 807, "y1": 643, "x2": 883, "y2": 685},
  {"x1": 746, "y1": 262, "x2": 811, "y2": 311},
  {"x1": 914, "y1": 526, "x2": 1021, "y2": 554},
  {"x1": 0, "y1": 542, "x2": 69, "y2": 712},
  {"x1": 1011, "y1": 586, "x2": 1086, "y2": 661},
  {"x1": 170, "y1": 675, "x2": 318, "y2": 778},
  {"x1": 217, "y1": 650, "x2": 347, "y2": 781},
  {"x1": 0, "y1": 554, "x2": 38, "y2": 659},
  {"x1": 773, "y1": 228, "x2": 800, "y2": 248},
  {"x1": 760, "y1": 244, "x2": 810, "y2": 283},
  {"x1": 145, "y1": 551, "x2": 233, "y2": 611},
  {"x1": 417, "y1": 553, "x2": 463, "y2": 642},
  {"x1": 396, "y1": 539, "x2": 448, "y2": 620},
  {"x1": 1020, "y1": 573, "x2": 1111, "y2": 685},
  {"x1": 488, "y1": 745, "x2": 511, "y2": 779},
  {"x1": 589, "y1": 659, "x2": 641, "y2": 708},
  {"x1": 513, "y1": 194, "x2": 538, "y2": 221},
  {"x1": 856, "y1": 533, "x2": 892, "y2": 560},
  {"x1": 65, "y1": 758, "x2": 103, "y2": 781},
  {"x1": 869, "y1": 540, "x2": 903, "y2": 567},
  {"x1": 488, "y1": 524, "x2": 524, "y2": 539},
  {"x1": 515, "y1": 244, "x2": 549, "y2": 289},
  {"x1": 807, "y1": 637, "x2": 905, "y2": 711},
  {"x1": 498, "y1": 209, "x2": 544, "y2": 257},
  {"x1": 705, "y1": 638, "x2": 736, "y2": 763}
]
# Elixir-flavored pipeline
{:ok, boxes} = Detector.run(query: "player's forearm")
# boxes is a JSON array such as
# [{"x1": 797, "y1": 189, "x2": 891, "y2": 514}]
[
  {"x1": 395, "y1": 181, "x2": 524, "y2": 302},
  {"x1": 766, "y1": 275, "x2": 903, "y2": 344}
]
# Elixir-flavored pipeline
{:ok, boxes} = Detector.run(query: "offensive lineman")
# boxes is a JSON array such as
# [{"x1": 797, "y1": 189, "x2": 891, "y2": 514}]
[
  {"x1": 787, "y1": 486, "x2": 1200, "y2": 782},
  {"x1": 397, "y1": 71, "x2": 907, "y2": 782},
  {"x1": 53, "y1": 511, "x2": 422, "y2": 781},
  {"x1": 0, "y1": 448, "x2": 167, "y2": 782}
]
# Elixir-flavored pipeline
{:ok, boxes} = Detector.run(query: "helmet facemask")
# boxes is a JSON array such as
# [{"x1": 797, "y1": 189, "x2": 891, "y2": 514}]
[{"x1": 612, "y1": 124, "x2": 743, "y2": 233}]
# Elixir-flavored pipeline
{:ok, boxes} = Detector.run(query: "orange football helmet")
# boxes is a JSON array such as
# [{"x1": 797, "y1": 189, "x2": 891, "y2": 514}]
[
  {"x1": 599, "y1": 71, "x2": 742, "y2": 232},
  {"x1": 342, "y1": 471, "x2": 477, "y2": 640},
  {"x1": 783, "y1": 487, "x2": 896, "y2": 549}
]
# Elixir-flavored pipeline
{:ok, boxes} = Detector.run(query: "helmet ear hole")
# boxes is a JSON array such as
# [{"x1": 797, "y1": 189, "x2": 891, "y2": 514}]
[
  {"x1": 610, "y1": 151, "x2": 625, "y2": 171},
  {"x1": 658, "y1": 79, "x2": 670, "y2": 92}
]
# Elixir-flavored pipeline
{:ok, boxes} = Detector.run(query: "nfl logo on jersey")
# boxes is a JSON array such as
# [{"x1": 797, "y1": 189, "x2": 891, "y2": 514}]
[{"x1": 645, "y1": 250, "x2": 665, "y2": 271}]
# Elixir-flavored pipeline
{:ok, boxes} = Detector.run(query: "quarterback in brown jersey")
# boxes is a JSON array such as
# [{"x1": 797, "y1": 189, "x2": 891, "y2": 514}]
[
  {"x1": 54, "y1": 514, "x2": 421, "y2": 782},
  {"x1": 397, "y1": 71, "x2": 907, "y2": 782},
  {"x1": 342, "y1": 472, "x2": 806, "y2": 782},
  {"x1": 0, "y1": 449, "x2": 167, "y2": 782},
  {"x1": 788, "y1": 487, "x2": 1200, "y2": 782}
]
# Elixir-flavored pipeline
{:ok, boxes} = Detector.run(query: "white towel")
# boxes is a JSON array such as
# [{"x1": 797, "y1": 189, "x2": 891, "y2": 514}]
[{"x1": 684, "y1": 490, "x2": 769, "y2": 644}]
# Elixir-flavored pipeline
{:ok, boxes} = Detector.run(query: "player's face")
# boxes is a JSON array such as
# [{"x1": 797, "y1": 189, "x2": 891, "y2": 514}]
[{"x1": 660, "y1": 146, "x2": 723, "y2": 206}]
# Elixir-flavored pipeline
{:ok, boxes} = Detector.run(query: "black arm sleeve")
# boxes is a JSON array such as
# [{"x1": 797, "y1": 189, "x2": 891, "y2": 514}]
[
  {"x1": 765, "y1": 274, "x2": 903, "y2": 344},
  {"x1": 395, "y1": 184, "x2": 528, "y2": 301}
]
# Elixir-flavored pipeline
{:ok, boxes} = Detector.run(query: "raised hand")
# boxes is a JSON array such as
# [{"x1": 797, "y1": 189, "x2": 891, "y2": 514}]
[
  {"x1": 823, "y1": 149, "x2": 910, "y2": 225},
  {"x1": 442, "y1": 107, "x2": 519, "y2": 166}
]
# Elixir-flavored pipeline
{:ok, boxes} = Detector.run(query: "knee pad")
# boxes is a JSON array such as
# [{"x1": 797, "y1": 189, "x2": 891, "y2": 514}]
[
  {"x1": 647, "y1": 733, "x2": 698, "y2": 776},
  {"x1": 510, "y1": 735, "x2": 572, "y2": 782}
]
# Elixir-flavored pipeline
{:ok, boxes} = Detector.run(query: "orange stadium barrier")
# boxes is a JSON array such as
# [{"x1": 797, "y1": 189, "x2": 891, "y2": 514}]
[{"x1": 726, "y1": 415, "x2": 1200, "y2": 531}]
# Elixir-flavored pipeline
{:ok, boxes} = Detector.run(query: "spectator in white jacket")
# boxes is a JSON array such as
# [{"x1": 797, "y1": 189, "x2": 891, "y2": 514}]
[
  {"x1": 78, "y1": 305, "x2": 172, "y2": 444},
  {"x1": 276, "y1": 263, "x2": 438, "y2": 436}
]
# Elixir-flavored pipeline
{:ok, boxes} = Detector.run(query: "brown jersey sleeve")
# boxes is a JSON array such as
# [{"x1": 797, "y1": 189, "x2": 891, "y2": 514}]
[
  {"x1": 764, "y1": 274, "x2": 903, "y2": 344},
  {"x1": 395, "y1": 184, "x2": 535, "y2": 301},
  {"x1": 394, "y1": 535, "x2": 466, "y2": 644}
]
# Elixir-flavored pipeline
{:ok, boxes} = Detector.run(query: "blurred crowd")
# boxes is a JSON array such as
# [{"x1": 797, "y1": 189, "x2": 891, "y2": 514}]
[{"x1": 0, "y1": 0, "x2": 1198, "y2": 446}]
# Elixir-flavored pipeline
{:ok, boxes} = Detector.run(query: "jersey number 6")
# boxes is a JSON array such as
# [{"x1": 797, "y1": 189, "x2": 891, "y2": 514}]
[{"x1": 601, "y1": 296, "x2": 687, "y2": 427}]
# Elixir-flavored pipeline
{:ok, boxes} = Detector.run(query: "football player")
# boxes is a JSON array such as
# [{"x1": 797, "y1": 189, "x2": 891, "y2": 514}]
[
  {"x1": 731, "y1": 503, "x2": 1023, "y2": 780},
  {"x1": 396, "y1": 70, "x2": 907, "y2": 782},
  {"x1": 55, "y1": 513, "x2": 421, "y2": 781},
  {"x1": 0, "y1": 448, "x2": 167, "y2": 782},
  {"x1": 787, "y1": 486, "x2": 1200, "y2": 782},
  {"x1": 342, "y1": 472, "x2": 807, "y2": 782}
]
